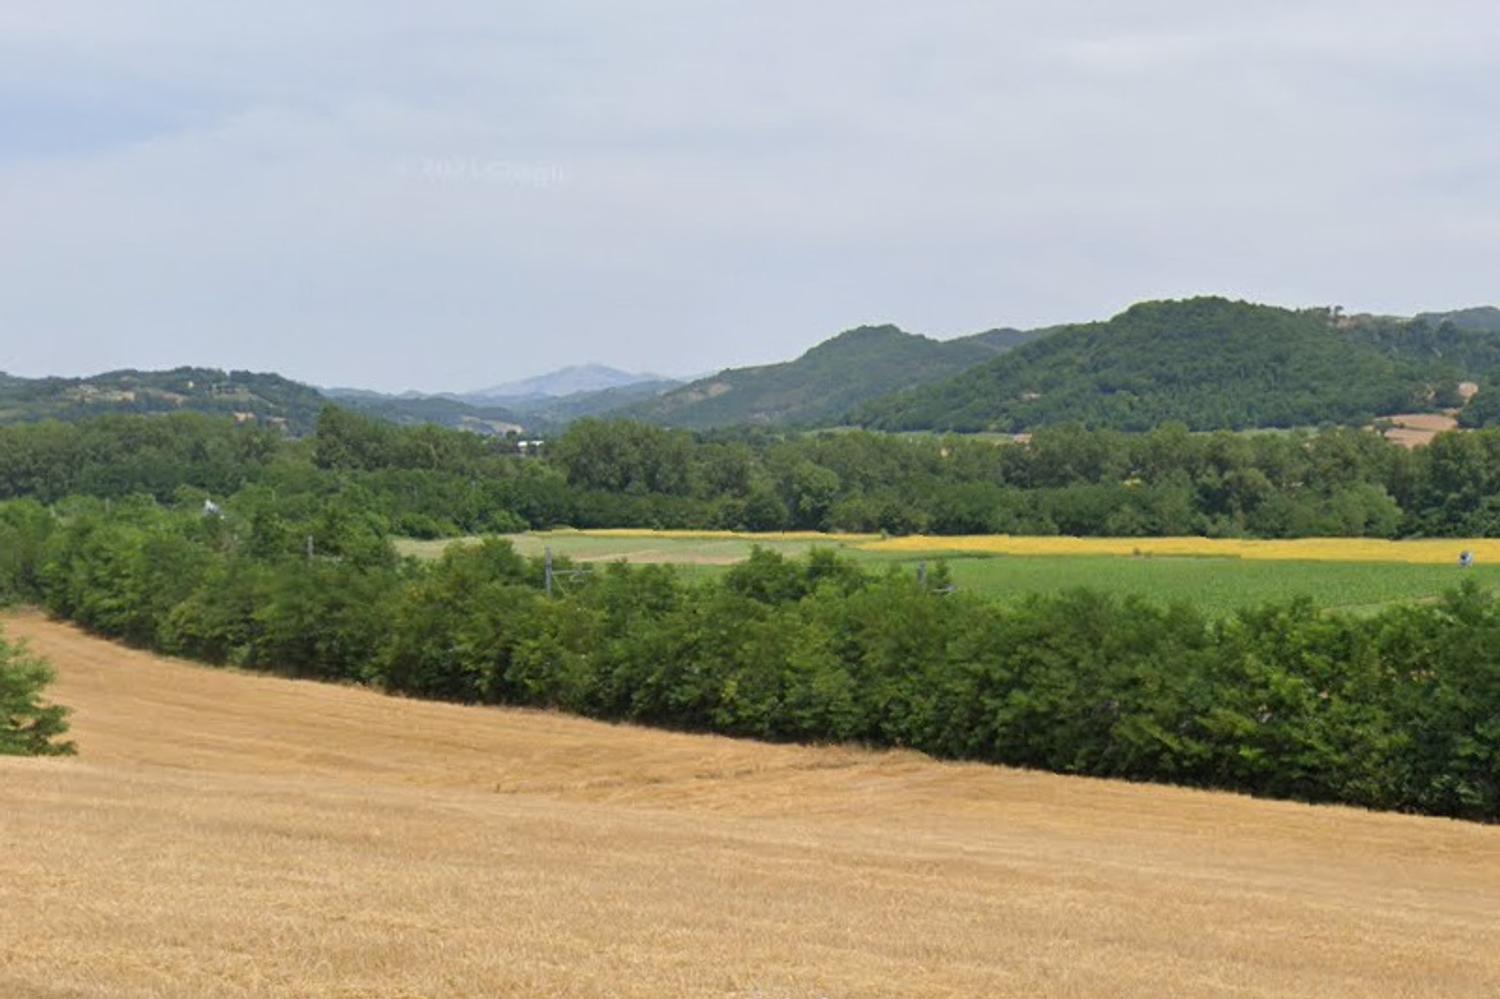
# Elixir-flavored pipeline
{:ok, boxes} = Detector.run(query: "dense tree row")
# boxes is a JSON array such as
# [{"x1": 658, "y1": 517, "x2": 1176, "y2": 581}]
[
  {"x1": 543, "y1": 417, "x2": 1500, "y2": 538},
  {"x1": 1, "y1": 498, "x2": 1495, "y2": 820},
  {"x1": 6, "y1": 407, "x2": 1500, "y2": 540}
]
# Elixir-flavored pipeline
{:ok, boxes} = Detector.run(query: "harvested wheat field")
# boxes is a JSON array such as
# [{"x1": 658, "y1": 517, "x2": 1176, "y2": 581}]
[
  {"x1": 3, "y1": 612, "x2": 1499, "y2": 998},
  {"x1": 1379, "y1": 412, "x2": 1462, "y2": 449}
]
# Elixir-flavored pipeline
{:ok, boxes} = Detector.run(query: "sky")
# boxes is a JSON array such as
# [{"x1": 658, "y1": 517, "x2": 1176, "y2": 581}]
[{"x1": 2, "y1": 2, "x2": 1499, "y2": 392}]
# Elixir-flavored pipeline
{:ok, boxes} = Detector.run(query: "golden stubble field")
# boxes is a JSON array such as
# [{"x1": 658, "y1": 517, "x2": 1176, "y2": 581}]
[{"x1": 2, "y1": 611, "x2": 1499, "y2": 998}]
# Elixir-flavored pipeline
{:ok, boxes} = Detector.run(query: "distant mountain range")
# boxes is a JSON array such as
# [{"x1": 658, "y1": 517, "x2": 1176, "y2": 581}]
[
  {"x1": 324, "y1": 370, "x2": 683, "y2": 436},
  {"x1": 463, "y1": 364, "x2": 672, "y2": 403},
  {"x1": 498, "y1": 378, "x2": 683, "y2": 427},
  {"x1": 322, "y1": 392, "x2": 528, "y2": 437},
  {"x1": 5, "y1": 300, "x2": 1500, "y2": 438}
]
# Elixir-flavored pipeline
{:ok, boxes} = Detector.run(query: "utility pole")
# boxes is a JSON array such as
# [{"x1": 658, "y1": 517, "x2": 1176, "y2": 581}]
[
  {"x1": 544, "y1": 546, "x2": 553, "y2": 598},
  {"x1": 917, "y1": 560, "x2": 927, "y2": 588},
  {"x1": 306, "y1": 535, "x2": 315, "y2": 561}
]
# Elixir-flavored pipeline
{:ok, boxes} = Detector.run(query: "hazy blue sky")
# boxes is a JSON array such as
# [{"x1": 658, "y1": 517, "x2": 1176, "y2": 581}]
[{"x1": 3, "y1": 2, "x2": 1498, "y2": 391}]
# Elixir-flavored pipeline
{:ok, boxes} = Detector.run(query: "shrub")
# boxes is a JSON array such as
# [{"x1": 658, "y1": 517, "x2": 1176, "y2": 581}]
[{"x1": 0, "y1": 632, "x2": 74, "y2": 756}]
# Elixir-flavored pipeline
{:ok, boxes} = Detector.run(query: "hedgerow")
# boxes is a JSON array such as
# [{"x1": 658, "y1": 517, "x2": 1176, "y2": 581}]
[{"x1": 3, "y1": 500, "x2": 1496, "y2": 820}]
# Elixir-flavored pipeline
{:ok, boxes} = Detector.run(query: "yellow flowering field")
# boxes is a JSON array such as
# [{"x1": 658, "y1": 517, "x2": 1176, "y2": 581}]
[
  {"x1": 397, "y1": 529, "x2": 1499, "y2": 611},
  {"x1": 409, "y1": 529, "x2": 1496, "y2": 567}
]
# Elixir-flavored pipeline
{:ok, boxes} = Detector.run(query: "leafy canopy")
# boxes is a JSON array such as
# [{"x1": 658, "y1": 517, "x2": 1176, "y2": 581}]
[{"x1": 0, "y1": 632, "x2": 73, "y2": 757}]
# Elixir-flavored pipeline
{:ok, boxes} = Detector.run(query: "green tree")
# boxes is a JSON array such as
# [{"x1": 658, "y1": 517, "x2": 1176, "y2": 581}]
[{"x1": 0, "y1": 633, "x2": 73, "y2": 756}]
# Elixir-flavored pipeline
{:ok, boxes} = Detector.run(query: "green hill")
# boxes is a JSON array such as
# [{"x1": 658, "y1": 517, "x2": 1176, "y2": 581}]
[
  {"x1": 0, "y1": 368, "x2": 328, "y2": 433},
  {"x1": 617, "y1": 324, "x2": 1039, "y2": 429},
  {"x1": 0, "y1": 367, "x2": 664, "y2": 440},
  {"x1": 331, "y1": 393, "x2": 526, "y2": 437},
  {"x1": 1414, "y1": 306, "x2": 1500, "y2": 334},
  {"x1": 857, "y1": 298, "x2": 1477, "y2": 433},
  {"x1": 505, "y1": 379, "x2": 679, "y2": 429},
  {"x1": 326, "y1": 380, "x2": 681, "y2": 436},
  {"x1": 13, "y1": 300, "x2": 1499, "y2": 439},
  {"x1": 1343, "y1": 310, "x2": 1500, "y2": 374}
]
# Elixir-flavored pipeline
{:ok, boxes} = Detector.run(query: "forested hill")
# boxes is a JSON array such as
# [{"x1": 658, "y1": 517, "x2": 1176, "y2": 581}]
[
  {"x1": 617, "y1": 324, "x2": 1041, "y2": 429},
  {"x1": 326, "y1": 393, "x2": 527, "y2": 437},
  {"x1": 0, "y1": 368, "x2": 327, "y2": 433},
  {"x1": 10, "y1": 300, "x2": 1500, "y2": 439},
  {"x1": 0, "y1": 368, "x2": 532, "y2": 438},
  {"x1": 326, "y1": 379, "x2": 681, "y2": 436},
  {"x1": 0, "y1": 366, "x2": 670, "y2": 439},
  {"x1": 1415, "y1": 306, "x2": 1500, "y2": 334},
  {"x1": 857, "y1": 298, "x2": 1492, "y2": 433}
]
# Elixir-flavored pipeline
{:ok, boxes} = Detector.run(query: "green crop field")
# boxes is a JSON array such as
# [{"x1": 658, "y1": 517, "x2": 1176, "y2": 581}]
[
  {"x1": 395, "y1": 532, "x2": 1500, "y2": 615},
  {"x1": 928, "y1": 554, "x2": 1500, "y2": 615}
]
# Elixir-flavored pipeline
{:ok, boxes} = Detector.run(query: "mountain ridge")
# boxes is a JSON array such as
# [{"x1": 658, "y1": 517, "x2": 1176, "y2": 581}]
[
  {"x1": 5, "y1": 298, "x2": 1499, "y2": 438},
  {"x1": 0, "y1": 366, "x2": 328, "y2": 434},
  {"x1": 615, "y1": 323, "x2": 1042, "y2": 429},
  {"x1": 465, "y1": 363, "x2": 672, "y2": 403},
  {"x1": 856, "y1": 297, "x2": 1500, "y2": 433}
]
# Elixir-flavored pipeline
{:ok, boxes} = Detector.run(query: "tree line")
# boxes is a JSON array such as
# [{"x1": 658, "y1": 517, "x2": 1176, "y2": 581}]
[
  {"x1": 4, "y1": 408, "x2": 1500, "y2": 540},
  {"x1": 0, "y1": 496, "x2": 1496, "y2": 821}
]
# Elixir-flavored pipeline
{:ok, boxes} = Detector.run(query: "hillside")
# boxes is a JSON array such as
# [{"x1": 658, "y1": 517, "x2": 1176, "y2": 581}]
[
  {"x1": 0, "y1": 367, "x2": 327, "y2": 433},
  {"x1": 332, "y1": 393, "x2": 526, "y2": 436},
  {"x1": 1348, "y1": 311, "x2": 1500, "y2": 375},
  {"x1": 325, "y1": 380, "x2": 682, "y2": 436},
  {"x1": 0, "y1": 372, "x2": 533, "y2": 440},
  {"x1": 4, "y1": 611, "x2": 1498, "y2": 998},
  {"x1": 9, "y1": 300, "x2": 1499, "y2": 441},
  {"x1": 859, "y1": 298, "x2": 1478, "y2": 432},
  {"x1": 1415, "y1": 306, "x2": 1500, "y2": 334},
  {"x1": 503, "y1": 377, "x2": 680, "y2": 427},
  {"x1": 620, "y1": 324, "x2": 1040, "y2": 429}
]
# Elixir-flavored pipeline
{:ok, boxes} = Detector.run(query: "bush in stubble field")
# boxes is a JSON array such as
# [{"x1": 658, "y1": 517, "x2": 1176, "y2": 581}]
[{"x1": 0, "y1": 632, "x2": 73, "y2": 756}]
